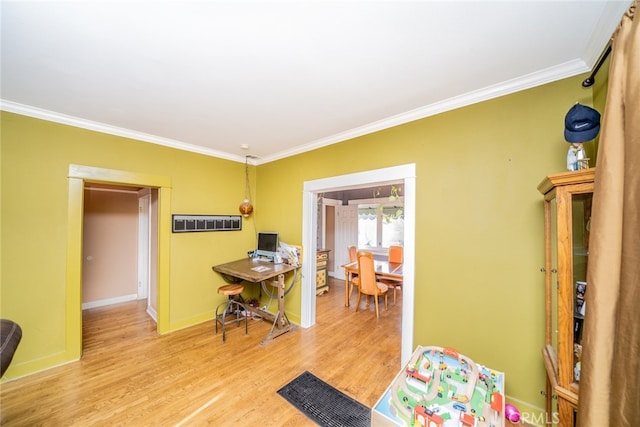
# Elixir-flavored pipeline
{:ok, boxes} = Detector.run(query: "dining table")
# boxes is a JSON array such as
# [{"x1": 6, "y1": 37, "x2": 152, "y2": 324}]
[{"x1": 341, "y1": 259, "x2": 403, "y2": 307}]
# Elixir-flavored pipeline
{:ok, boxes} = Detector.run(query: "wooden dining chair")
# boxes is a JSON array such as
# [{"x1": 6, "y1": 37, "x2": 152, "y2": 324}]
[
  {"x1": 388, "y1": 245, "x2": 403, "y2": 263},
  {"x1": 347, "y1": 245, "x2": 359, "y2": 299},
  {"x1": 348, "y1": 245, "x2": 358, "y2": 263},
  {"x1": 380, "y1": 245, "x2": 403, "y2": 304},
  {"x1": 355, "y1": 251, "x2": 388, "y2": 318}
]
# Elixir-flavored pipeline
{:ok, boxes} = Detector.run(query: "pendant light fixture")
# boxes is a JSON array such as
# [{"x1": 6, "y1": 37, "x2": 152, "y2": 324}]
[{"x1": 239, "y1": 155, "x2": 253, "y2": 217}]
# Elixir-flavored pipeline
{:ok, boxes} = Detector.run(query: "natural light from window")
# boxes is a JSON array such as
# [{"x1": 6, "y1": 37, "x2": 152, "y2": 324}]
[{"x1": 358, "y1": 204, "x2": 404, "y2": 249}]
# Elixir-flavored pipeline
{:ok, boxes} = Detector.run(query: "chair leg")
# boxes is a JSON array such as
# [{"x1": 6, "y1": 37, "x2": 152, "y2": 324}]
[
  {"x1": 374, "y1": 294, "x2": 380, "y2": 318},
  {"x1": 215, "y1": 298, "x2": 248, "y2": 343},
  {"x1": 355, "y1": 291, "x2": 362, "y2": 312},
  {"x1": 384, "y1": 294, "x2": 388, "y2": 311}
]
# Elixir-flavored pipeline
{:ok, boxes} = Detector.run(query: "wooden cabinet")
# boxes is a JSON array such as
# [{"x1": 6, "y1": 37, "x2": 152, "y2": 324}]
[
  {"x1": 538, "y1": 168, "x2": 595, "y2": 426},
  {"x1": 316, "y1": 249, "x2": 330, "y2": 295}
]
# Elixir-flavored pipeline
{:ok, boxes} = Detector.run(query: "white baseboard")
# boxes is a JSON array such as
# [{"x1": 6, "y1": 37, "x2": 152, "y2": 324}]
[
  {"x1": 82, "y1": 293, "x2": 138, "y2": 310},
  {"x1": 147, "y1": 305, "x2": 158, "y2": 322}
]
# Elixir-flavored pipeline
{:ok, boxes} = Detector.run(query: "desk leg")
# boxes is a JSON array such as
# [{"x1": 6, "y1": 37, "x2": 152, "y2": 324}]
[{"x1": 260, "y1": 274, "x2": 296, "y2": 346}]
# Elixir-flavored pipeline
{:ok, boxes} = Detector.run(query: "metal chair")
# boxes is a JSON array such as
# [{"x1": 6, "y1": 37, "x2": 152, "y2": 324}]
[{"x1": 214, "y1": 284, "x2": 248, "y2": 342}]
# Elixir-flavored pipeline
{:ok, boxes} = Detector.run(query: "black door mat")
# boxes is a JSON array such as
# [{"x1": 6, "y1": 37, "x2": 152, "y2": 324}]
[{"x1": 277, "y1": 371, "x2": 370, "y2": 427}]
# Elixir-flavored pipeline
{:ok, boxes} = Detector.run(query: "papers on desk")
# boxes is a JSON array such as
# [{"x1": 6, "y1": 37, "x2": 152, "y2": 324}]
[{"x1": 251, "y1": 266, "x2": 271, "y2": 273}]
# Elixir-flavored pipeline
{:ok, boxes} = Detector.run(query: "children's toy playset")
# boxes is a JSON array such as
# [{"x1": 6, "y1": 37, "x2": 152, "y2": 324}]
[{"x1": 372, "y1": 345, "x2": 505, "y2": 427}]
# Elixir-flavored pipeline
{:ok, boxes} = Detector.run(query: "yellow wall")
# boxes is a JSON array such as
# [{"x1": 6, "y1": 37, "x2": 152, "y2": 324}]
[
  {"x1": 1, "y1": 113, "x2": 257, "y2": 375},
  {"x1": 255, "y1": 74, "x2": 596, "y2": 414},
  {"x1": 1, "y1": 71, "x2": 599, "y2": 415}
]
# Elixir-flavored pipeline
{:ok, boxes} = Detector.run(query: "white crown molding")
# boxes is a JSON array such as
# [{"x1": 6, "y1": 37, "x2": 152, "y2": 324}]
[
  {"x1": 0, "y1": 100, "x2": 248, "y2": 163},
  {"x1": 259, "y1": 59, "x2": 590, "y2": 164},
  {"x1": 582, "y1": 1, "x2": 631, "y2": 67},
  {"x1": 0, "y1": 57, "x2": 592, "y2": 167}
]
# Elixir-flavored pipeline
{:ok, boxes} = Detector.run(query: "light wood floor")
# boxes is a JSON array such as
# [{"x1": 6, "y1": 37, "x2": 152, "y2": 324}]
[
  {"x1": 1, "y1": 278, "x2": 523, "y2": 426},
  {"x1": 1, "y1": 278, "x2": 402, "y2": 426}
]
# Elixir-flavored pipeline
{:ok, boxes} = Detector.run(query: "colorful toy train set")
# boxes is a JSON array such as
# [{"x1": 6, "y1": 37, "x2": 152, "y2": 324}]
[{"x1": 372, "y1": 345, "x2": 505, "y2": 427}]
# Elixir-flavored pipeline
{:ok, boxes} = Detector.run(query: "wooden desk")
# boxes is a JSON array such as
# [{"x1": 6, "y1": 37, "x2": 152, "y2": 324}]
[
  {"x1": 212, "y1": 258, "x2": 298, "y2": 345},
  {"x1": 341, "y1": 260, "x2": 403, "y2": 307}
]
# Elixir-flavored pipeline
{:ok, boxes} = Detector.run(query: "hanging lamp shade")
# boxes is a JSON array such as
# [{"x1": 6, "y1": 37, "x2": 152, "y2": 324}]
[
  {"x1": 239, "y1": 198, "x2": 253, "y2": 217},
  {"x1": 239, "y1": 156, "x2": 253, "y2": 217}
]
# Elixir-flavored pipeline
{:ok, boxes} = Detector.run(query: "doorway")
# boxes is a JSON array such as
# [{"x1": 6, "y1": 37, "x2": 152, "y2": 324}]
[
  {"x1": 300, "y1": 164, "x2": 416, "y2": 366},
  {"x1": 66, "y1": 164, "x2": 172, "y2": 360},
  {"x1": 81, "y1": 185, "x2": 158, "y2": 321}
]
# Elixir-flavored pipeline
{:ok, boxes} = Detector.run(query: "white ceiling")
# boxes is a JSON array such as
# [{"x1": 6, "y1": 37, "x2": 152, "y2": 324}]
[{"x1": 1, "y1": 1, "x2": 629, "y2": 165}]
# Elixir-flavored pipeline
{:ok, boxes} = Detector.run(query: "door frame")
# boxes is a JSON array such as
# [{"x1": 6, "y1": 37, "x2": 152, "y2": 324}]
[
  {"x1": 300, "y1": 163, "x2": 416, "y2": 365},
  {"x1": 66, "y1": 164, "x2": 172, "y2": 360},
  {"x1": 137, "y1": 193, "x2": 151, "y2": 301}
]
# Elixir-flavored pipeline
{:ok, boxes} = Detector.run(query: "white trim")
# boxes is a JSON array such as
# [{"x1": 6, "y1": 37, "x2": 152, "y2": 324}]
[
  {"x1": 321, "y1": 197, "x2": 341, "y2": 277},
  {"x1": 0, "y1": 55, "x2": 594, "y2": 167},
  {"x1": 322, "y1": 198, "x2": 341, "y2": 206},
  {"x1": 301, "y1": 190, "x2": 317, "y2": 327},
  {"x1": 582, "y1": 1, "x2": 631, "y2": 67},
  {"x1": 82, "y1": 293, "x2": 138, "y2": 310},
  {"x1": 138, "y1": 194, "x2": 151, "y2": 301},
  {"x1": 302, "y1": 163, "x2": 416, "y2": 366},
  {"x1": 0, "y1": 100, "x2": 247, "y2": 163},
  {"x1": 304, "y1": 165, "x2": 415, "y2": 193},
  {"x1": 257, "y1": 60, "x2": 590, "y2": 164},
  {"x1": 147, "y1": 305, "x2": 158, "y2": 323}
]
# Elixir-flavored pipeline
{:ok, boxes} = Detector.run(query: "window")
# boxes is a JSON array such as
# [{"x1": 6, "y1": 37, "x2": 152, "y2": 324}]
[
  {"x1": 358, "y1": 206, "x2": 378, "y2": 248},
  {"x1": 381, "y1": 205, "x2": 404, "y2": 247},
  {"x1": 358, "y1": 203, "x2": 404, "y2": 249}
]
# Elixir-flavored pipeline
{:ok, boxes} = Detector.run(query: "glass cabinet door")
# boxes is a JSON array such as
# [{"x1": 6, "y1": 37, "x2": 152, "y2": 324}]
[{"x1": 570, "y1": 193, "x2": 592, "y2": 388}]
